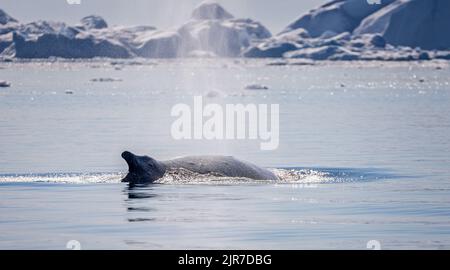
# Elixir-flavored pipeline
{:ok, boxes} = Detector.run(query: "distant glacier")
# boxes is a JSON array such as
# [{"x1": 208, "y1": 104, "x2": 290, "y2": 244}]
[{"x1": 1, "y1": 0, "x2": 449, "y2": 61}]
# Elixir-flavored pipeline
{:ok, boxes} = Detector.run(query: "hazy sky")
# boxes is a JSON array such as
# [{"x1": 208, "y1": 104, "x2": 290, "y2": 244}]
[{"x1": 1, "y1": 0, "x2": 324, "y2": 34}]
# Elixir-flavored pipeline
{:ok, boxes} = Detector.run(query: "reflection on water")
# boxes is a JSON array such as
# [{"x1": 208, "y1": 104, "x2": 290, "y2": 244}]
[
  {"x1": 0, "y1": 172, "x2": 450, "y2": 249},
  {"x1": 126, "y1": 187, "x2": 158, "y2": 199},
  {"x1": 124, "y1": 185, "x2": 158, "y2": 223}
]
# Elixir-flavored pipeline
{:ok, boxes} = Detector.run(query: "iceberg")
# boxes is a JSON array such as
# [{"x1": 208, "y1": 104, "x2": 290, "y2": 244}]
[
  {"x1": 11, "y1": 30, "x2": 132, "y2": 59},
  {"x1": 1, "y1": 1, "x2": 449, "y2": 60},
  {"x1": 79, "y1": 15, "x2": 108, "y2": 30},
  {"x1": 178, "y1": 19, "x2": 271, "y2": 57},
  {"x1": 245, "y1": 0, "x2": 450, "y2": 60},
  {"x1": 242, "y1": 29, "x2": 308, "y2": 58},
  {"x1": 0, "y1": 9, "x2": 18, "y2": 54},
  {"x1": 1, "y1": 17, "x2": 132, "y2": 58},
  {"x1": 134, "y1": 31, "x2": 182, "y2": 58},
  {"x1": 83, "y1": 25, "x2": 157, "y2": 53},
  {"x1": 178, "y1": 2, "x2": 271, "y2": 57},
  {"x1": 0, "y1": 9, "x2": 17, "y2": 25},
  {"x1": 191, "y1": 1, "x2": 234, "y2": 20},
  {"x1": 0, "y1": 32, "x2": 12, "y2": 54},
  {"x1": 281, "y1": 0, "x2": 395, "y2": 38},
  {"x1": 354, "y1": 0, "x2": 450, "y2": 50},
  {"x1": 0, "y1": 2, "x2": 271, "y2": 59}
]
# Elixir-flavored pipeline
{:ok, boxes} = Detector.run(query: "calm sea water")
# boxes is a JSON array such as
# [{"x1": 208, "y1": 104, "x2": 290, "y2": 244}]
[{"x1": 0, "y1": 59, "x2": 449, "y2": 249}]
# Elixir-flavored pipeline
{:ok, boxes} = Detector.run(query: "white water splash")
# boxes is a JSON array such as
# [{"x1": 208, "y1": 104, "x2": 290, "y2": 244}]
[
  {"x1": 157, "y1": 168, "x2": 255, "y2": 185},
  {"x1": 0, "y1": 173, "x2": 123, "y2": 184},
  {"x1": 0, "y1": 168, "x2": 337, "y2": 185},
  {"x1": 272, "y1": 168, "x2": 335, "y2": 184},
  {"x1": 156, "y1": 168, "x2": 335, "y2": 185}
]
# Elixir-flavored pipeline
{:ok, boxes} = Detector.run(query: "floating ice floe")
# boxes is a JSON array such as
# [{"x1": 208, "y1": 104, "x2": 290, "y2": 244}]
[
  {"x1": 0, "y1": 80, "x2": 11, "y2": 87},
  {"x1": 204, "y1": 90, "x2": 222, "y2": 98},
  {"x1": 90, "y1": 77, "x2": 122, "y2": 82},
  {"x1": 244, "y1": 84, "x2": 269, "y2": 90}
]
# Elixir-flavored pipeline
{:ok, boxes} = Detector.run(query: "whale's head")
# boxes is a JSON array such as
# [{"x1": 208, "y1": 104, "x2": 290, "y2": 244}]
[{"x1": 121, "y1": 151, "x2": 166, "y2": 184}]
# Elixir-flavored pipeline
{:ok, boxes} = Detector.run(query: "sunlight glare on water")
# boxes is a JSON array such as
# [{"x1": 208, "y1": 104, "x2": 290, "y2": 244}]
[{"x1": 0, "y1": 59, "x2": 450, "y2": 249}]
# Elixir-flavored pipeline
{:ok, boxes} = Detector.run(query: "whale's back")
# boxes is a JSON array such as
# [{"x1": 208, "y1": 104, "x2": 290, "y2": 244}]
[{"x1": 162, "y1": 156, "x2": 278, "y2": 181}]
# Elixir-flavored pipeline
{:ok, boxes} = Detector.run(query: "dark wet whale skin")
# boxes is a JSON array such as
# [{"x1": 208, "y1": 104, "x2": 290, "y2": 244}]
[{"x1": 121, "y1": 151, "x2": 279, "y2": 184}]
